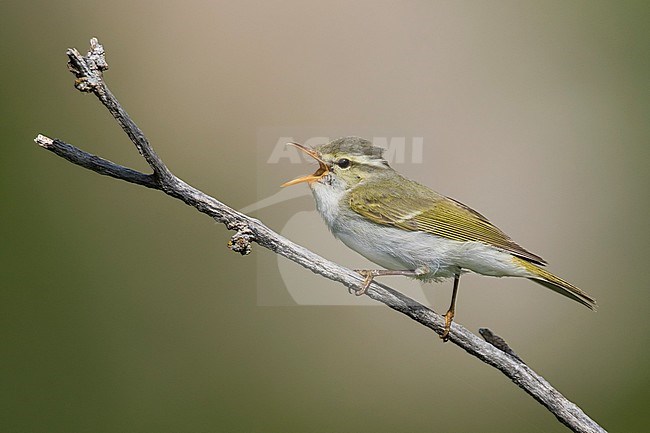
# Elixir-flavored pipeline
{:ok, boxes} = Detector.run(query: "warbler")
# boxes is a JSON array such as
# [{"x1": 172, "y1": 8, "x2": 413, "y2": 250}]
[{"x1": 282, "y1": 137, "x2": 596, "y2": 340}]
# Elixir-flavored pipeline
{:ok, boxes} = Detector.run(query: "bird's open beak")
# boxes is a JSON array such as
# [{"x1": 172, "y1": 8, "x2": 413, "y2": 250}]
[{"x1": 281, "y1": 142, "x2": 330, "y2": 187}]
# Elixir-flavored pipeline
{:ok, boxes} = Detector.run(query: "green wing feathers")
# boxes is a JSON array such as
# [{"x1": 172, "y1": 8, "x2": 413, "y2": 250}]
[
  {"x1": 512, "y1": 257, "x2": 597, "y2": 310},
  {"x1": 348, "y1": 176, "x2": 596, "y2": 310},
  {"x1": 349, "y1": 176, "x2": 546, "y2": 264}
]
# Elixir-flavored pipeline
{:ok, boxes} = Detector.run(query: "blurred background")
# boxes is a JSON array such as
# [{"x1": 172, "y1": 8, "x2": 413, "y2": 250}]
[{"x1": 2, "y1": 1, "x2": 649, "y2": 432}]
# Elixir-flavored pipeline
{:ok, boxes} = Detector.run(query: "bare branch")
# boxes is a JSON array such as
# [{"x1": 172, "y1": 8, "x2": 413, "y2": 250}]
[
  {"x1": 479, "y1": 327, "x2": 525, "y2": 364},
  {"x1": 34, "y1": 135, "x2": 158, "y2": 189},
  {"x1": 34, "y1": 38, "x2": 606, "y2": 433},
  {"x1": 66, "y1": 38, "x2": 172, "y2": 181}
]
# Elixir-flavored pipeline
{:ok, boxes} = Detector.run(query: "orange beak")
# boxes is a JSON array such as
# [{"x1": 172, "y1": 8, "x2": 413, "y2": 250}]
[{"x1": 281, "y1": 142, "x2": 330, "y2": 187}]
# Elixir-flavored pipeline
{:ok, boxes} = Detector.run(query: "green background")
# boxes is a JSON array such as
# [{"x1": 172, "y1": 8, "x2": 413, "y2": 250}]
[{"x1": 2, "y1": 1, "x2": 649, "y2": 432}]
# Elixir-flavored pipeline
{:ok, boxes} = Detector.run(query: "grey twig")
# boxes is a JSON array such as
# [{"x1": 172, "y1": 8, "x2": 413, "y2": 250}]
[
  {"x1": 479, "y1": 328, "x2": 525, "y2": 364},
  {"x1": 34, "y1": 38, "x2": 606, "y2": 433}
]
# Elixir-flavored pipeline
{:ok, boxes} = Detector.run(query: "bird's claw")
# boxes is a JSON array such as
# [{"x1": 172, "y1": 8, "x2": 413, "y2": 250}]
[
  {"x1": 440, "y1": 309, "x2": 455, "y2": 342},
  {"x1": 352, "y1": 269, "x2": 376, "y2": 296}
]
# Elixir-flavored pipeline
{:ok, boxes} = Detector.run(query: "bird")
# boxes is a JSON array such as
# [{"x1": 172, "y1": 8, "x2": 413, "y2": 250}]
[{"x1": 281, "y1": 136, "x2": 596, "y2": 340}]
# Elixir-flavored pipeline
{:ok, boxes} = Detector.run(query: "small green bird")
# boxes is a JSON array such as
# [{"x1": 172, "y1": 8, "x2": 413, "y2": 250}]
[{"x1": 282, "y1": 137, "x2": 596, "y2": 340}]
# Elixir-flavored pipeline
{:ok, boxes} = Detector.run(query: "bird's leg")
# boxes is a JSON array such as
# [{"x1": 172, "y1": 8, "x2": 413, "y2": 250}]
[
  {"x1": 441, "y1": 273, "x2": 461, "y2": 341},
  {"x1": 353, "y1": 267, "x2": 429, "y2": 296}
]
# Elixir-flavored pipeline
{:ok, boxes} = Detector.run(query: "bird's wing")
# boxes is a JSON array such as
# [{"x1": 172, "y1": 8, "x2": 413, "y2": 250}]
[{"x1": 349, "y1": 177, "x2": 546, "y2": 265}]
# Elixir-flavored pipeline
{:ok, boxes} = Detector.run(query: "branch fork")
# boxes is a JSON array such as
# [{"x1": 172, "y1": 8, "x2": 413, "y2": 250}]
[{"x1": 34, "y1": 38, "x2": 606, "y2": 433}]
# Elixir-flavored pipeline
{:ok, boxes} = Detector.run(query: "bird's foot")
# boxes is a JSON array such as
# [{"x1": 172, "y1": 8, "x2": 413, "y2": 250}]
[
  {"x1": 352, "y1": 269, "x2": 379, "y2": 296},
  {"x1": 351, "y1": 268, "x2": 428, "y2": 296},
  {"x1": 440, "y1": 309, "x2": 455, "y2": 342}
]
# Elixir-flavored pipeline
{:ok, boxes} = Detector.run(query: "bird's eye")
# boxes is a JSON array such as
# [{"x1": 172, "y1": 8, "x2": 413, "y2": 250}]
[{"x1": 336, "y1": 158, "x2": 351, "y2": 169}]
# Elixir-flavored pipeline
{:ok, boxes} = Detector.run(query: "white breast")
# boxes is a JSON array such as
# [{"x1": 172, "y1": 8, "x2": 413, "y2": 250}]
[{"x1": 310, "y1": 180, "x2": 344, "y2": 230}]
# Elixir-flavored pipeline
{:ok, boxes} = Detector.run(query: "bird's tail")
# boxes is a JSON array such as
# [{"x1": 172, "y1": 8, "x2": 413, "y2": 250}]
[{"x1": 512, "y1": 257, "x2": 597, "y2": 310}]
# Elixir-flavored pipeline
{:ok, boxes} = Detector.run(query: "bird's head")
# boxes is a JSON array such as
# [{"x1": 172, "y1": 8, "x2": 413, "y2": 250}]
[{"x1": 281, "y1": 136, "x2": 391, "y2": 190}]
